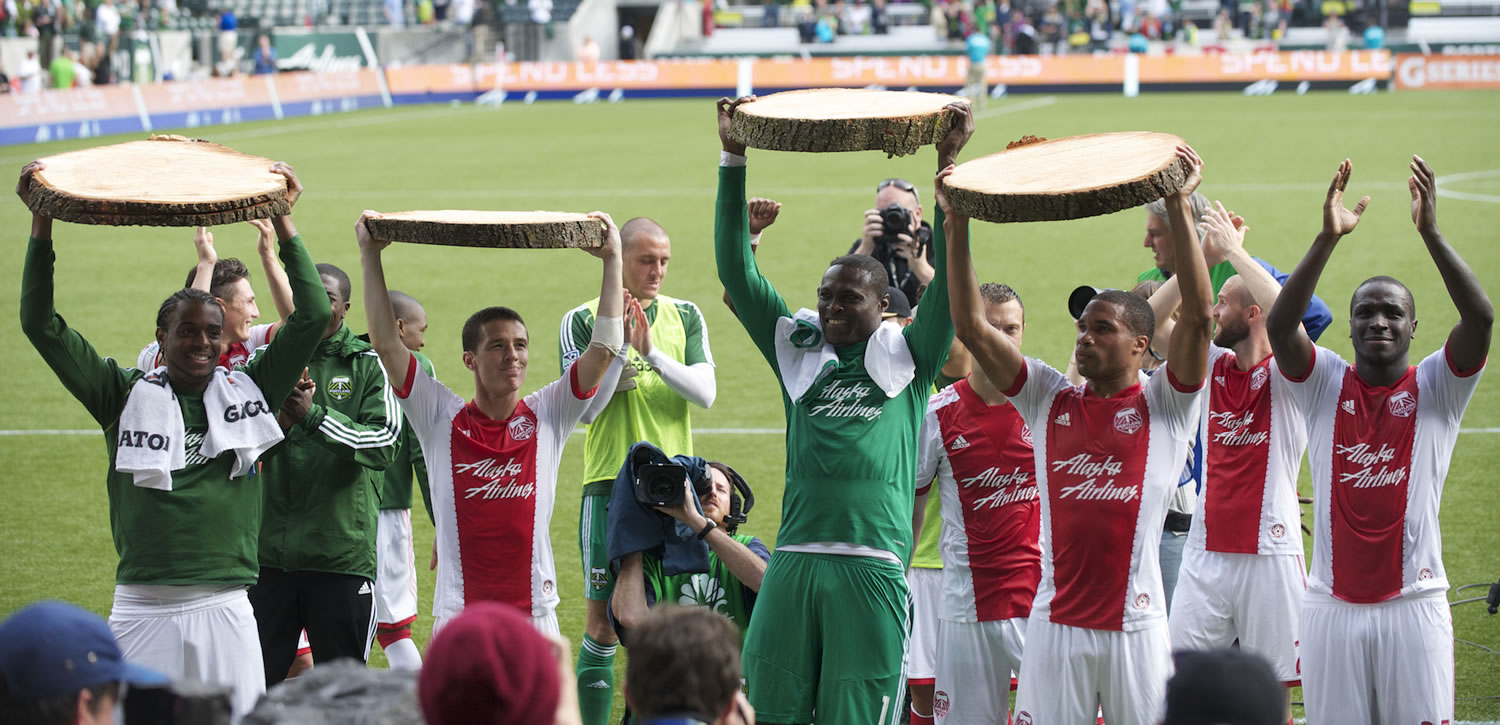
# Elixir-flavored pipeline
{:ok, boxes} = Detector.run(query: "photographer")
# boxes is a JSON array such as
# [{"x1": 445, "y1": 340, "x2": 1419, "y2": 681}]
[
  {"x1": 611, "y1": 461, "x2": 770, "y2": 641},
  {"x1": 624, "y1": 607, "x2": 754, "y2": 725},
  {"x1": 851, "y1": 178, "x2": 935, "y2": 309}
]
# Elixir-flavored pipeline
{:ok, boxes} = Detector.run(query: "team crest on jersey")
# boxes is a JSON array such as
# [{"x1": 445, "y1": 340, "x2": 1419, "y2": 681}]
[
  {"x1": 1016, "y1": 711, "x2": 1033, "y2": 725},
  {"x1": 1021, "y1": 424, "x2": 1034, "y2": 446},
  {"x1": 508, "y1": 415, "x2": 536, "y2": 441},
  {"x1": 1418, "y1": 568, "x2": 1434, "y2": 581},
  {"x1": 328, "y1": 375, "x2": 353, "y2": 401},
  {"x1": 1388, "y1": 390, "x2": 1416, "y2": 418},
  {"x1": 933, "y1": 692, "x2": 950, "y2": 719},
  {"x1": 543, "y1": 579, "x2": 555, "y2": 595},
  {"x1": 1251, "y1": 367, "x2": 1268, "y2": 390},
  {"x1": 1270, "y1": 523, "x2": 1286, "y2": 540},
  {"x1": 1134, "y1": 593, "x2": 1150, "y2": 610},
  {"x1": 590, "y1": 567, "x2": 609, "y2": 591},
  {"x1": 1214, "y1": 375, "x2": 1226, "y2": 386},
  {"x1": 1113, "y1": 408, "x2": 1143, "y2": 435}
]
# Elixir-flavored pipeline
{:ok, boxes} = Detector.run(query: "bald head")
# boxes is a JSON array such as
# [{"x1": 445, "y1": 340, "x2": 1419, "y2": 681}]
[
  {"x1": 621, "y1": 217, "x2": 671, "y2": 301},
  {"x1": 389, "y1": 290, "x2": 424, "y2": 321},
  {"x1": 389, "y1": 289, "x2": 429, "y2": 352},
  {"x1": 621, "y1": 217, "x2": 669, "y2": 250}
]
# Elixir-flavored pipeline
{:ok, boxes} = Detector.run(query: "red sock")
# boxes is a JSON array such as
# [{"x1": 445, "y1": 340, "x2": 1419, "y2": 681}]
[{"x1": 910, "y1": 709, "x2": 934, "y2": 725}]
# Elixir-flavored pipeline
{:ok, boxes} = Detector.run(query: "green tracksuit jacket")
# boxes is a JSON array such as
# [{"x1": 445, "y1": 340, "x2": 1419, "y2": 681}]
[
  {"x1": 20, "y1": 234, "x2": 331, "y2": 587},
  {"x1": 257, "y1": 324, "x2": 402, "y2": 580}
]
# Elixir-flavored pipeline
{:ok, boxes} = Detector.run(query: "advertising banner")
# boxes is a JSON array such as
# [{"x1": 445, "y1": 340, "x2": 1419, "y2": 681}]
[
  {"x1": 273, "y1": 29, "x2": 370, "y2": 72},
  {"x1": 1393, "y1": 53, "x2": 1500, "y2": 90},
  {"x1": 0, "y1": 86, "x2": 146, "y2": 146},
  {"x1": 136, "y1": 76, "x2": 281, "y2": 131},
  {"x1": 273, "y1": 69, "x2": 387, "y2": 115},
  {"x1": 1136, "y1": 50, "x2": 1392, "y2": 84}
]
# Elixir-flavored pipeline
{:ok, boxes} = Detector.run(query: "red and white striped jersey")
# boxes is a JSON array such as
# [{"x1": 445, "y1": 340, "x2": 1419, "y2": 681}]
[
  {"x1": 915, "y1": 379, "x2": 1040, "y2": 624},
  {"x1": 394, "y1": 355, "x2": 596, "y2": 620},
  {"x1": 1188, "y1": 345, "x2": 1307, "y2": 556},
  {"x1": 1004, "y1": 358, "x2": 1205, "y2": 632},
  {"x1": 1280, "y1": 345, "x2": 1484, "y2": 604}
]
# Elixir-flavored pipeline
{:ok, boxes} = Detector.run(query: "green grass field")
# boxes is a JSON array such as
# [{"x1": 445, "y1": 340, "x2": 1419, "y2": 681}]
[{"x1": 2, "y1": 89, "x2": 1499, "y2": 721}]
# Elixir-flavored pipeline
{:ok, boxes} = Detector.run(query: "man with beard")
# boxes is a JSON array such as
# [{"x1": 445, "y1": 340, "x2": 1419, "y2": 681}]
[{"x1": 1267, "y1": 157, "x2": 1491, "y2": 725}]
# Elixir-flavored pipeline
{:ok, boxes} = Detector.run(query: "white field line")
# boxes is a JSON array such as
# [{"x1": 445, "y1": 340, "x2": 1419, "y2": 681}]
[
  {"x1": 975, "y1": 95, "x2": 1059, "y2": 119},
  {"x1": 6, "y1": 426, "x2": 1500, "y2": 437}
]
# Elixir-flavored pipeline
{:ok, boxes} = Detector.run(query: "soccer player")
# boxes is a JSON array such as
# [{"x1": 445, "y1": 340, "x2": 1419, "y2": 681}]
[
  {"x1": 912, "y1": 282, "x2": 1038, "y2": 725},
  {"x1": 137, "y1": 220, "x2": 294, "y2": 370},
  {"x1": 355, "y1": 208, "x2": 624, "y2": 638},
  {"x1": 715, "y1": 95, "x2": 970, "y2": 725},
  {"x1": 357, "y1": 289, "x2": 434, "y2": 671},
  {"x1": 1149, "y1": 203, "x2": 1308, "y2": 702},
  {"x1": 18, "y1": 159, "x2": 331, "y2": 718},
  {"x1": 1266, "y1": 157, "x2": 1491, "y2": 725},
  {"x1": 948, "y1": 146, "x2": 1214, "y2": 725},
  {"x1": 249, "y1": 260, "x2": 404, "y2": 686},
  {"x1": 558, "y1": 216, "x2": 716, "y2": 724}
]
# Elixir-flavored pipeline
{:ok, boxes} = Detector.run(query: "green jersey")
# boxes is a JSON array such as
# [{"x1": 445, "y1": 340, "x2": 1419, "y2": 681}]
[
  {"x1": 357, "y1": 342, "x2": 434, "y2": 513},
  {"x1": 560, "y1": 295, "x2": 712, "y2": 490},
  {"x1": 715, "y1": 163, "x2": 954, "y2": 564},
  {"x1": 20, "y1": 235, "x2": 331, "y2": 587},
  {"x1": 642, "y1": 534, "x2": 772, "y2": 642}
]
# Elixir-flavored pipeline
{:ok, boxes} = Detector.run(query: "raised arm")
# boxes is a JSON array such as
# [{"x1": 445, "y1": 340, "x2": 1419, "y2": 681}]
[
  {"x1": 1269, "y1": 159, "x2": 1369, "y2": 379},
  {"x1": 189, "y1": 226, "x2": 217, "y2": 292},
  {"x1": 571, "y1": 212, "x2": 625, "y2": 393},
  {"x1": 356, "y1": 210, "x2": 411, "y2": 389},
  {"x1": 628, "y1": 299, "x2": 716, "y2": 409},
  {"x1": 253, "y1": 218, "x2": 296, "y2": 322},
  {"x1": 1163, "y1": 146, "x2": 1214, "y2": 387},
  {"x1": 906, "y1": 102, "x2": 971, "y2": 379},
  {"x1": 1409, "y1": 156, "x2": 1492, "y2": 371},
  {"x1": 1204, "y1": 203, "x2": 1283, "y2": 312},
  {"x1": 942, "y1": 167, "x2": 1025, "y2": 391}
]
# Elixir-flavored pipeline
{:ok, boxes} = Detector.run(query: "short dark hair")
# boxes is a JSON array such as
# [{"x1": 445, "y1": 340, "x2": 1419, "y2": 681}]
[
  {"x1": 156, "y1": 288, "x2": 223, "y2": 330},
  {"x1": 184, "y1": 258, "x2": 251, "y2": 302},
  {"x1": 388, "y1": 290, "x2": 423, "y2": 322},
  {"x1": 461, "y1": 306, "x2": 527, "y2": 353},
  {"x1": 1351, "y1": 275, "x2": 1414, "y2": 317},
  {"x1": 705, "y1": 460, "x2": 750, "y2": 534},
  {"x1": 625, "y1": 608, "x2": 741, "y2": 720},
  {"x1": 315, "y1": 263, "x2": 352, "y2": 303},
  {"x1": 979, "y1": 282, "x2": 1023, "y2": 311},
  {"x1": 1092, "y1": 289, "x2": 1156, "y2": 345},
  {"x1": 0, "y1": 674, "x2": 119, "y2": 725},
  {"x1": 825, "y1": 254, "x2": 890, "y2": 294}
]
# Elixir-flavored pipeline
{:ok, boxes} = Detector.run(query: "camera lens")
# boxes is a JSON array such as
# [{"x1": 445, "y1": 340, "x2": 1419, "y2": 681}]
[{"x1": 647, "y1": 474, "x2": 678, "y2": 503}]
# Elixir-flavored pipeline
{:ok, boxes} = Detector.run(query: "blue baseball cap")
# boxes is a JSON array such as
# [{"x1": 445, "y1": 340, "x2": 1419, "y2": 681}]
[{"x1": 0, "y1": 601, "x2": 168, "y2": 700}]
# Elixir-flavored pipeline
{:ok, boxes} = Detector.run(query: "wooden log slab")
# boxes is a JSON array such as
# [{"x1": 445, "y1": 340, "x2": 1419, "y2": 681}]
[
  {"x1": 729, "y1": 89, "x2": 967, "y2": 157},
  {"x1": 26, "y1": 136, "x2": 291, "y2": 227},
  {"x1": 364, "y1": 210, "x2": 606, "y2": 249},
  {"x1": 943, "y1": 132, "x2": 1190, "y2": 223}
]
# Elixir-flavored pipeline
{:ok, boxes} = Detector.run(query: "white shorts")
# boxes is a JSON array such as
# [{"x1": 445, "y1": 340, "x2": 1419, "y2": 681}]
[
  {"x1": 375, "y1": 508, "x2": 420, "y2": 626},
  {"x1": 934, "y1": 617, "x2": 1026, "y2": 724},
  {"x1": 1014, "y1": 617, "x2": 1171, "y2": 725},
  {"x1": 1167, "y1": 547, "x2": 1304, "y2": 682},
  {"x1": 109, "y1": 584, "x2": 266, "y2": 720},
  {"x1": 906, "y1": 567, "x2": 943, "y2": 683},
  {"x1": 1300, "y1": 593, "x2": 1453, "y2": 725},
  {"x1": 432, "y1": 606, "x2": 559, "y2": 640}
]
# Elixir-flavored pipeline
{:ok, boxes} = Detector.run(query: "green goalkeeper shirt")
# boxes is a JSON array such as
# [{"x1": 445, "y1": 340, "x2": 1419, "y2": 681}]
[
  {"x1": 20, "y1": 234, "x2": 331, "y2": 587},
  {"x1": 715, "y1": 162, "x2": 953, "y2": 564}
]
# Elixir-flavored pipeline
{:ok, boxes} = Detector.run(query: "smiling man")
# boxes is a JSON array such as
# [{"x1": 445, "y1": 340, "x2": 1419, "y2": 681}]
[
  {"x1": 559, "y1": 215, "x2": 716, "y2": 725},
  {"x1": 18, "y1": 159, "x2": 330, "y2": 718},
  {"x1": 1267, "y1": 157, "x2": 1491, "y2": 725},
  {"x1": 715, "y1": 95, "x2": 970, "y2": 725}
]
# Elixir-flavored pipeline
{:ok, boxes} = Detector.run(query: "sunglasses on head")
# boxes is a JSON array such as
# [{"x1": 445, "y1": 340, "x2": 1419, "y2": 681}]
[{"x1": 877, "y1": 178, "x2": 920, "y2": 204}]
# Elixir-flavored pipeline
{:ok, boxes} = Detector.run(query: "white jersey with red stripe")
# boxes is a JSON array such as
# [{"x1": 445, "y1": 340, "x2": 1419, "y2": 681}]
[
  {"x1": 394, "y1": 354, "x2": 597, "y2": 621},
  {"x1": 1280, "y1": 345, "x2": 1484, "y2": 604},
  {"x1": 915, "y1": 379, "x2": 1041, "y2": 624},
  {"x1": 1004, "y1": 358, "x2": 1205, "y2": 632},
  {"x1": 1188, "y1": 344, "x2": 1307, "y2": 556}
]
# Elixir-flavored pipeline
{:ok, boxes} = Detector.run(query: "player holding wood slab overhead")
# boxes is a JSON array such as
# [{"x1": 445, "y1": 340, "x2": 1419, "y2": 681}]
[
  {"x1": 356, "y1": 208, "x2": 624, "y2": 639},
  {"x1": 716, "y1": 94, "x2": 971, "y2": 725},
  {"x1": 945, "y1": 144, "x2": 1215, "y2": 725},
  {"x1": 17, "y1": 158, "x2": 331, "y2": 720},
  {"x1": 1267, "y1": 157, "x2": 1491, "y2": 725}
]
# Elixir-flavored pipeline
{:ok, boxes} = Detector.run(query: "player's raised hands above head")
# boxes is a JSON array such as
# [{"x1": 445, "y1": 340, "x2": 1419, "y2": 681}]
[
  {"x1": 716, "y1": 96, "x2": 755, "y2": 157},
  {"x1": 15, "y1": 160, "x2": 44, "y2": 209},
  {"x1": 934, "y1": 164, "x2": 957, "y2": 218},
  {"x1": 1175, "y1": 144, "x2": 1205, "y2": 199},
  {"x1": 935, "y1": 101, "x2": 974, "y2": 168},
  {"x1": 1322, "y1": 159, "x2": 1369, "y2": 238},
  {"x1": 1408, "y1": 155, "x2": 1440, "y2": 238},
  {"x1": 1200, "y1": 201, "x2": 1247, "y2": 261},
  {"x1": 354, "y1": 210, "x2": 389, "y2": 254},
  {"x1": 269, "y1": 161, "x2": 302, "y2": 208},
  {"x1": 747, "y1": 197, "x2": 781, "y2": 236},
  {"x1": 585, "y1": 211, "x2": 621, "y2": 260}
]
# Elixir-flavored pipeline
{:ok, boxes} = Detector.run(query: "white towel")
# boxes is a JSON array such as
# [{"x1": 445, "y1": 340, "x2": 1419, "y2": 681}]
[
  {"x1": 773, "y1": 309, "x2": 916, "y2": 404},
  {"x1": 116, "y1": 367, "x2": 284, "y2": 491}
]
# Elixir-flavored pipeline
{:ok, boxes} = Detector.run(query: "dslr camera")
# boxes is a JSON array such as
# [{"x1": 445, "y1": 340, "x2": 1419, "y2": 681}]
[
  {"x1": 877, "y1": 203, "x2": 914, "y2": 250},
  {"x1": 634, "y1": 462, "x2": 710, "y2": 508}
]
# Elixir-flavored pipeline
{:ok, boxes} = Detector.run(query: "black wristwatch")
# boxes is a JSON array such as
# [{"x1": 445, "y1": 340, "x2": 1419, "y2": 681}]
[{"x1": 696, "y1": 520, "x2": 718, "y2": 540}]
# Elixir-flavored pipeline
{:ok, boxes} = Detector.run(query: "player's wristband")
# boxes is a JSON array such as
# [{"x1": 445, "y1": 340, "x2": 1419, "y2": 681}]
[
  {"x1": 696, "y1": 519, "x2": 718, "y2": 540},
  {"x1": 590, "y1": 315, "x2": 624, "y2": 356}
]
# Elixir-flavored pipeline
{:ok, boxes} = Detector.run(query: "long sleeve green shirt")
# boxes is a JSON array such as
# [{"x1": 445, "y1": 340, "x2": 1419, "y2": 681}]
[
  {"x1": 20, "y1": 234, "x2": 332, "y2": 587},
  {"x1": 715, "y1": 163, "x2": 954, "y2": 563}
]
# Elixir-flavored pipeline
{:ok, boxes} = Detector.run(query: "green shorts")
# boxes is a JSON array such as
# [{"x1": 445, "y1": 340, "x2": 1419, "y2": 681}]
[
  {"x1": 579, "y1": 487, "x2": 614, "y2": 602},
  {"x1": 743, "y1": 551, "x2": 911, "y2": 725}
]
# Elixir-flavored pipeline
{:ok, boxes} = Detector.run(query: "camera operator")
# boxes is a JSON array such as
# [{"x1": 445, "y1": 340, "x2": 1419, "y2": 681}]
[
  {"x1": 852, "y1": 178, "x2": 935, "y2": 309},
  {"x1": 624, "y1": 607, "x2": 755, "y2": 725},
  {"x1": 611, "y1": 461, "x2": 770, "y2": 641}
]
